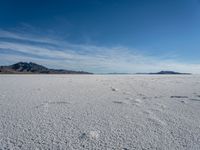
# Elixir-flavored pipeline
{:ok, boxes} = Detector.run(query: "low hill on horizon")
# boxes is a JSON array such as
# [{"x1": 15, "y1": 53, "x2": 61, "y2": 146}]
[
  {"x1": 0, "y1": 62, "x2": 92, "y2": 74},
  {"x1": 137, "y1": 71, "x2": 191, "y2": 75}
]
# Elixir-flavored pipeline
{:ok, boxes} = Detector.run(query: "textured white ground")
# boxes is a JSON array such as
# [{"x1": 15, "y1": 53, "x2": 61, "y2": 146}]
[{"x1": 0, "y1": 75, "x2": 200, "y2": 150}]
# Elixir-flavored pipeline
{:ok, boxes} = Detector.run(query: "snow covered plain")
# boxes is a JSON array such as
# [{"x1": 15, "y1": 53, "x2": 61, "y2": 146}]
[{"x1": 0, "y1": 75, "x2": 200, "y2": 150}]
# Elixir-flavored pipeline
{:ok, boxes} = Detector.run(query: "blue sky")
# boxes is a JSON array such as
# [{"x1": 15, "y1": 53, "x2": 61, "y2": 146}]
[{"x1": 0, "y1": 0, "x2": 200, "y2": 73}]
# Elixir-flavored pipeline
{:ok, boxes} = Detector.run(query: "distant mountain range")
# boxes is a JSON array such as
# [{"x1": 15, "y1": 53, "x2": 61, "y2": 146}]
[
  {"x1": 0, "y1": 62, "x2": 92, "y2": 74},
  {"x1": 0, "y1": 62, "x2": 191, "y2": 75},
  {"x1": 136, "y1": 71, "x2": 191, "y2": 75}
]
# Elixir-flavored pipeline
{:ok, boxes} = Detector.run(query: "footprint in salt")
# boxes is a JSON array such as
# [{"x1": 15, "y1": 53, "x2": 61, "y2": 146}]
[
  {"x1": 89, "y1": 131, "x2": 100, "y2": 140},
  {"x1": 147, "y1": 109, "x2": 166, "y2": 127},
  {"x1": 142, "y1": 110, "x2": 151, "y2": 115},
  {"x1": 111, "y1": 87, "x2": 118, "y2": 92},
  {"x1": 123, "y1": 92, "x2": 131, "y2": 96},
  {"x1": 79, "y1": 130, "x2": 100, "y2": 141},
  {"x1": 147, "y1": 117, "x2": 166, "y2": 127},
  {"x1": 130, "y1": 98, "x2": 142, "y2": 105},
  {"x1": 180, "y1": 100, "x2": 187, "y2": 104},
  {"x1": 125, "y1": 98, "x2": 141, "y2": 107}
]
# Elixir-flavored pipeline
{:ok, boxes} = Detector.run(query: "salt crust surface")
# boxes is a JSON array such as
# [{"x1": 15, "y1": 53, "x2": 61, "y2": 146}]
[{"x1": 0, "y1": 75, "x2": 200, "y2": 149}]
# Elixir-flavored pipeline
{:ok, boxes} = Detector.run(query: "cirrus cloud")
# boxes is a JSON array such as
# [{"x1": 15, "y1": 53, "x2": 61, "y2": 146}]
[{"x1": 0, "y1": 28, "x2": 200, "y2": 73}]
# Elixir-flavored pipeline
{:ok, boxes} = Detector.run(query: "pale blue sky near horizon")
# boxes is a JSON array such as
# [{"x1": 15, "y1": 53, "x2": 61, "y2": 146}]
[{"x1": 0, "y1": 0, "x2": 200, "y2": 73}]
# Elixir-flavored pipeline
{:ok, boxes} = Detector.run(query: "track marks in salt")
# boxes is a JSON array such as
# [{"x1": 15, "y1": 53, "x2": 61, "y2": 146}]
[
  {"x1": 189, "y1": 93, "x2": 200, "y2": 102},
  {"x1": 113, "y1": 101, "x2": 124, "y2": 104},
  {"x1": 169, "y1": 94, "x2": 200, "y2": 103},
  {"x1": 170, "y1": 96, "x2": 188, "y2": 99},
  {"x1": 2, "y1": 75, "x2": 200, "y2": 149},
  {"x1": 112, "y1": 88, "x2": 143, "y2": 107},
  {"x1": 147, "y1": 116, "x2": 166, "y2": 126},
  {"x1": 110, "y1": 85, "x2": 167, "y2": 129},
  {"x1": 189, "y1": 98, "x2": 200, "y2": 102},
  {"x1": 34, "y1": 101, "x2": 70, "y2": 110}
]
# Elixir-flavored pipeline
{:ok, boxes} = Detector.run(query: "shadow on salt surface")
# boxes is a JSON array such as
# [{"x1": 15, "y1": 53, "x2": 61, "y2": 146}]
[
  {"x1": 170, "y1": 96, "x2": 188, "y2": 99},
  {"x1": 113, "y1": 101, "x2": 124, "y2": 104},
  {"x1": 189, "y1": 98, "x2": 200, "y2": 102},
  {"x1": 170, "y1": 94, "x2": 200, "y2": 103}
]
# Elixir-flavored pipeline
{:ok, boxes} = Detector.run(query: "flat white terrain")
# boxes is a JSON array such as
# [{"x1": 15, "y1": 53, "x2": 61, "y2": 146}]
[{"x1": 0, "y1": 75, "x2": 200, "y2": 150}]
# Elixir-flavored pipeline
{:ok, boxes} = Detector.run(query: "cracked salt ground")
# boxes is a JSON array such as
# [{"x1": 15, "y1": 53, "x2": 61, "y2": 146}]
[{"x1": 0, "y1": 75, "x2": 200, "y2": 149}]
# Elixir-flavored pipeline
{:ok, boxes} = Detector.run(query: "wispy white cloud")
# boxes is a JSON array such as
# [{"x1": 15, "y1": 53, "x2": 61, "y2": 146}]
[{"x1": 0, "y1": 28, "x2": 200, "y2": 73}]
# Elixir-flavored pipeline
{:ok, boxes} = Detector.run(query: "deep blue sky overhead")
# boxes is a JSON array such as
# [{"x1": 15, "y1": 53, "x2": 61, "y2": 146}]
[{"x1": 0, "y1": 0, "x2": 200, "y2": 73}]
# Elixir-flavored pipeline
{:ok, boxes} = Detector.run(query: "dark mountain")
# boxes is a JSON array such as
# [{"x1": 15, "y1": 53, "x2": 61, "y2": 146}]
[
  {"x1": 150, "y1": 71, "x2": 191, "y2": 75},
  {"x1": 137, "y1": 71, "x2": 191, "y2": 75},
  {"x1": 0, "y1": 62, "x2": 92, "y2": 74}
]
